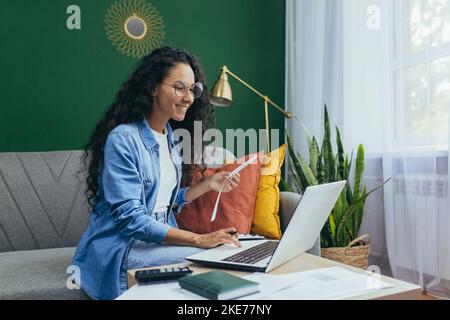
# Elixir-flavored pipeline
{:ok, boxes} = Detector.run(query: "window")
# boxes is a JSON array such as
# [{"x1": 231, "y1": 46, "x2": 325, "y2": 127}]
[{"x1": 392, "y1": 0, "x2": 450, "y2": 146}]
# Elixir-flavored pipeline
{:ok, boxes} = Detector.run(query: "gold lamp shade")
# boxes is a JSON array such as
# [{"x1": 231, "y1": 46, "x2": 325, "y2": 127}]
[
  {"x1": 208, "y1": 65, "x2": 295, "y2": 154},
  {"x1": 210, "y1": 70, "x2": 233, "y2": 106}
]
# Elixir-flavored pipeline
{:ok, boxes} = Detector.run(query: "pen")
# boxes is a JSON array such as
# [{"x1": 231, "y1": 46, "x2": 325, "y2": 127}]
[
  {"x1": 228, "y1": 230, "x2": 240, "y2": 240},
  {"x1": 227, "y1": 231, "x2": 265, "y2": 241},
  {"x1": 227, "y1": 230, "x2": 241, "y2": 248}
]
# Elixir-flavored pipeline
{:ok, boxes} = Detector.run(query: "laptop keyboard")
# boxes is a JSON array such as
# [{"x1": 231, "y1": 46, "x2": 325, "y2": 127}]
[{"x1": 221, "y1": 241, "x2": 278, "y2": 265}]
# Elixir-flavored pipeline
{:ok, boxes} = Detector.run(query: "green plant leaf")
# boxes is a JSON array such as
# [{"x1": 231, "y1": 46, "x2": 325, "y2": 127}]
[
  {"x1": 309, "y1": 137, "x2": 319, "y2": 177},
  {"x1": 288, "y1": 161, "x2": 303, "y2": 193},
  {"x1": 353, "y1": 144, "x2": 365, "y2": 201},
  {"x1": 352, "y1": 202, "x2": 364, "y2": 237},
  {"x1": 336, "y1": 204, "x2": 359, "y2": 246},
  {"x1": 317, "y1": 152, "x2": 325, "y2": 184},
  {"x1": 347, "y1": 150, "x2": 354, "y2": 180},
  {"x1": 332, "y1": 191, "x2": 346, "y2": 227},
  {"x1": 343, "y1": 154, "x2": 349, "y2": 180},
  {"x1": 345, "y1": 151, "x2": 354, "y2": 204},
  {"x1": 336, "y1": 127, "x2": 345, "y2": 180},
  {"x1": 345, "y1": 225, "x2": 354, "y2": 244},
  {"x1": 286, "y1": 131, "x2": 308, "y2": 193},
  {"x1": 353, "y1": 186, "x2": 368, "y2": 236},
  {"x1": 322, "y1": 106, "x2": 335, "y2": 183},
  {"x1": 329, "y1": 214, "x2": 336, "y2": 240},
  {"x1": 335, "y1": 154, "x2": 339, "y2": 181},
  {"x1": 336, "y1": 178, "x2": 390, "y2": 245},
  {"x1": 321, "y1": 218, "x2": 335, "y2": 248},
  {"x1": 280, "y1": 177, "x2": 292, "y2": 192},
  {"x1": 284, "y1": 106, "x2": 392, "y2": 248},
  {"x1": 297, "y1": 152, "x2": 318, "y2": 186},
  {"x1": 307, "y1": 135, "x2": 312, "y2": 152}
]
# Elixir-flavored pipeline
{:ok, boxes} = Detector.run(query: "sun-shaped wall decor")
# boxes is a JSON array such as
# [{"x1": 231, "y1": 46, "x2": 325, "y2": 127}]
[{"x1": 105, "y1": 0, "x2": 165, "y2": 59}]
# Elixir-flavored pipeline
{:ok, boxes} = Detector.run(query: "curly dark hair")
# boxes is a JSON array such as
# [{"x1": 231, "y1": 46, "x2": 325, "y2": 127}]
[{"x1": 80, "y1": 47, "x2": 215, "y2": 209}]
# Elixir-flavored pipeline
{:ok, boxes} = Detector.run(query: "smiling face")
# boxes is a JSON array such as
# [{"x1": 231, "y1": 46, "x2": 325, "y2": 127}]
[{"x1": 151, "y1": 63, "x2": 196, "y2": 122}]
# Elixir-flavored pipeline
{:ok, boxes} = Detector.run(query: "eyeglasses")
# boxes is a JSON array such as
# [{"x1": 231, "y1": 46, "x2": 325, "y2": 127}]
[{"x1": 162, "y1": 80, "x2": 203, "y2": 99}]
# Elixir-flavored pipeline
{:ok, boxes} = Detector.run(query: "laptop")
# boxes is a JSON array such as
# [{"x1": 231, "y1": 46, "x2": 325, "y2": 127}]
[{"x1": 186, "y1": 181, "x2": 346, "y2": 273}]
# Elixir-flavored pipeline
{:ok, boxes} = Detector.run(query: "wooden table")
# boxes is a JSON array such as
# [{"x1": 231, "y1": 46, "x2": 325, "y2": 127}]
[{"x1": 124, "y1": 253, "x2": 437, "y2": 300}]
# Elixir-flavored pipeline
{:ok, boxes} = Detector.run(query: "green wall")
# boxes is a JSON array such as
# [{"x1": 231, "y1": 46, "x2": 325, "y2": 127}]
[{"x1": 0, "y1": 0, "x2": 285, "y2": 153}]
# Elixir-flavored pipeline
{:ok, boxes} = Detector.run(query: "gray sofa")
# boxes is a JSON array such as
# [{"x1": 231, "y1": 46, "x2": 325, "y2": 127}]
[
  {"x1": 0, "y1": 151, "x2": 91, "y2": 299},
  {"x1": 0, "y1": 150, "x2": 319, "y2": 300}
]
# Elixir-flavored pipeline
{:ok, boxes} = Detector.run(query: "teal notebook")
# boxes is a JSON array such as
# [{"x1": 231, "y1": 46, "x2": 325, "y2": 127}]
[{"x1": 178, "y1": 270, "x2": 259, "y2": 300}]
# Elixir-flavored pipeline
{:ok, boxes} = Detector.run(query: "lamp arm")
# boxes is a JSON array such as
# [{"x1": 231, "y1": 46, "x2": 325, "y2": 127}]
[{"x1": 223, "y1": 67, "x2": 292, "y2": 119}]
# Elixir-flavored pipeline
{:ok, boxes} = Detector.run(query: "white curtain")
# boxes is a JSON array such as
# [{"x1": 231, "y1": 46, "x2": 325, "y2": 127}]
[{"x1": 286, "y1": 0, "x2": 450, "y2": 298}]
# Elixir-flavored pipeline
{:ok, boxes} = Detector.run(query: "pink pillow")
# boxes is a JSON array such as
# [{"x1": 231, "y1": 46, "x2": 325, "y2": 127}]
[{"x1": 176, "y1": 153, "x2": 262, "y2": 234}]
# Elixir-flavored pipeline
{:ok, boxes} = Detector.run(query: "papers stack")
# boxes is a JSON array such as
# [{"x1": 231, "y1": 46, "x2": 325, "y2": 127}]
[{"x1": 241, "y1": 266, "x2": 394, "y2": 300}]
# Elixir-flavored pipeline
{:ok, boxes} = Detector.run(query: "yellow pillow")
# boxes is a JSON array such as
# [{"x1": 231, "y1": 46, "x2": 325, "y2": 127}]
[{"x1": 250, "y1": 144, "x2": 286, "y2": 239}]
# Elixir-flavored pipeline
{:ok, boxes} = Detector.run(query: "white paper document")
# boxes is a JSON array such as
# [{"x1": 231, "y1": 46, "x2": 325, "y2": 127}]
[
  {"x1": 240, "y1": 267, "x2": 394, "y2": 300},
  {"x1": 117, "y1": 266, "x2": 394, "y2": 300},
  {"x1": 227, "y1": 154, "x2": 258, "y2": 178},
  {"x1": 116, "y1": 281, "x2": 206, "y2": 300},
  {"x1": 210, "y1": 154, "x2": 258, "y2": 222}
]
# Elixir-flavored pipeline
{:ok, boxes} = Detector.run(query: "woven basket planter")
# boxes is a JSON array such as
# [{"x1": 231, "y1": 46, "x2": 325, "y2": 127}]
[{"x1": 321, "y1": 234, "x2": 371, "y2": 270}]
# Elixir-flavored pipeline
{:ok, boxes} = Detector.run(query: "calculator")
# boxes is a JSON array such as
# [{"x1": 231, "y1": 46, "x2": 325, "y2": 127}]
[{"x1": 134, "y1": 266, "x2": 193, "y2": 283}]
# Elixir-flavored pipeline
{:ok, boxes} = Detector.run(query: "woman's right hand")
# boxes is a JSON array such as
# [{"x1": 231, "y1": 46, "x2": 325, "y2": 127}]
[{"x1": 195, "y1": 227, "x2": 241, "y2": 249}]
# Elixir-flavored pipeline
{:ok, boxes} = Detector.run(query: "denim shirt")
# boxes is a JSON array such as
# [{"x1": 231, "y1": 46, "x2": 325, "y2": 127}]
[{"x1": 72, "y1": 116, "x2": 190, "y2": 300}]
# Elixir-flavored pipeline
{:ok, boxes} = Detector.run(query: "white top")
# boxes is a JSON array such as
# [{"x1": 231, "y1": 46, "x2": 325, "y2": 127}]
[{"x1": 151, "y1": 127, "x2": 177, "y2": 214}]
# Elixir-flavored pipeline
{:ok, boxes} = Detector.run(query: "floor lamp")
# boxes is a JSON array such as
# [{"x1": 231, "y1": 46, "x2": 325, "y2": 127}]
[{"x1": 209, "y1": 65, "x2": 292, "y2": 155}]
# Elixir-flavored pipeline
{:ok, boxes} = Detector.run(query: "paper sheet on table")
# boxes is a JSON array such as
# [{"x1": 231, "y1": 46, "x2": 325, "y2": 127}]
[
  {"x1": 117, "y1": 266, "x2": 394, "y2": 300},
  {"x1": 117, "y1": 277, "x2": 286, "y2": 300},
  {"x1": 240, "y1": 267, "x2": 394, "y2": 300},
  {"x1": 210, "y1": 154, "x2": 258, "y2": 222},
  {"x1": 116, "y1": 281, "x2": 207, "y2": 300}
]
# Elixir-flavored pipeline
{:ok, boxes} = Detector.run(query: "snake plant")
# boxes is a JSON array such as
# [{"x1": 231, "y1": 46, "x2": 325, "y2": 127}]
[{"x1": 282, "y1": 106, "x2": 389, "y2": 248}]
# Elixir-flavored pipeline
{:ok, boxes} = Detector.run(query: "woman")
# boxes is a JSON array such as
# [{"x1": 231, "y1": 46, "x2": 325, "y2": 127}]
[{"x1": 72, "y1": 47, "x2": 241, "y2": 300}]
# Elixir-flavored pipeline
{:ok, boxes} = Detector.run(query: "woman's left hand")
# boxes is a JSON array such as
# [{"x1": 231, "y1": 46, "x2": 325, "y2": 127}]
[{"x1": 207, "y1": 171, "x2": 240, "y2": 193}]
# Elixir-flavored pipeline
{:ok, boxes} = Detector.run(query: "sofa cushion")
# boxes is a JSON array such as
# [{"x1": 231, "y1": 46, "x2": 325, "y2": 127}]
[
  {"x1": 0, "y1": 151, "x2": 90, "y2": 252},
  {"x1": 0, "y1": 247, "x2": 90, "y2": 299},
  {"x1": 176, "y1": 152, "x2": 261, "y2": 234},
  {"x1": 250, "y1": 144, "x2": 286, "y2": 239}
]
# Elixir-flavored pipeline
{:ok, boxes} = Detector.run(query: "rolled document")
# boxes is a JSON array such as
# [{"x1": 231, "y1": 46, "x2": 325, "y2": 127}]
[
  {"x1": 226, "y1": 154, "x2": 258, "y2": 179},
  {"x1": 210, "y1": 154, "x2": 258, "y2": 222},
  {"x1": 210, "y1": 182, "x2": 227, "y2": 222}
]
